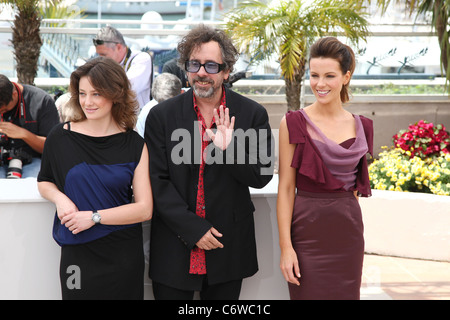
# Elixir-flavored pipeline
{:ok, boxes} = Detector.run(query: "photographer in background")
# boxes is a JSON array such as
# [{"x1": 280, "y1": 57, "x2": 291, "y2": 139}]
[
  {"x1": 0, "y1": 74, "x2": 60, "y2": 179},
  {"x1": 93, "y1": 26, "x2": 153, "y2": 110}
]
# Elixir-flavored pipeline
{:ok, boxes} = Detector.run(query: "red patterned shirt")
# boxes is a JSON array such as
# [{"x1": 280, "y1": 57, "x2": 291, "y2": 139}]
[{"x1": 189, "y1": 89, "x2": 226, "y2": 274}]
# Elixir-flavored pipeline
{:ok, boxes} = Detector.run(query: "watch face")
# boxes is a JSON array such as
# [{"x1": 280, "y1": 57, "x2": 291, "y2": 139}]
[{"x1": 93, "y1": 213, "x2": 101, "y2": 223}]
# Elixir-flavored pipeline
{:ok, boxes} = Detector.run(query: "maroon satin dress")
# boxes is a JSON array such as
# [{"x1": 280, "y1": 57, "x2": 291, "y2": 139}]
[{"x1": 285, "y1": 110, "x2": 373, "y2": 300}]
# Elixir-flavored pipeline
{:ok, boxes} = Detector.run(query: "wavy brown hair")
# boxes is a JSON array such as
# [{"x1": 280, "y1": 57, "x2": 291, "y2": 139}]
[
  {"x1": 309, "y1": 37, "x2": 355, "y2": 103},
  {"x1": 67, "y1": 56, "x2": 138, "y2": 130}
]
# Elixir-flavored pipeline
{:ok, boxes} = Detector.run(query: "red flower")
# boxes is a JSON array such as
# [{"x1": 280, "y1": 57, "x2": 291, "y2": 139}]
[{"x1": 393, "y1": 120, "x2": 450, "y2": 158}]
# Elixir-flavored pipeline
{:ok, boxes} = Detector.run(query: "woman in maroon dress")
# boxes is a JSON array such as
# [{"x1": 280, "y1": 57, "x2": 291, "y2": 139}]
[{"x1": 277, "y1": 37, "x2": 373, "y2": 300}]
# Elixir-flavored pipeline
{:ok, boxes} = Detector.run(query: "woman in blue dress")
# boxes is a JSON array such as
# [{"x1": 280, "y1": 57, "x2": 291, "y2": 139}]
[{"x1": 38, "y1": 56, "x2": 153, "y2": 299}]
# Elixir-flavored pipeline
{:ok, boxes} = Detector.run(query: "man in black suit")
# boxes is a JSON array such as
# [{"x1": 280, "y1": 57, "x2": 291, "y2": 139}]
[{"x1": 145, "y1": 24, "x2": 273, "y2": 300}]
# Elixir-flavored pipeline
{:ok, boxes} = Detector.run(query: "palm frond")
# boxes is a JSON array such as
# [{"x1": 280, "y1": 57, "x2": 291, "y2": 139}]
[{"x1": 225, "y1": 0, "x2": 370, "y2": 110}]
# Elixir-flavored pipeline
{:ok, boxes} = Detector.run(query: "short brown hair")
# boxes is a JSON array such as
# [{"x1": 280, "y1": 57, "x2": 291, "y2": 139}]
[
  {"x1": 309, "y1": 37, "x2": 355, "y2": 103},
  {"x1": 67, "y1": 56, "x2": 138, "y2": 130},
  {"x1": 177, "y1": 24, "x2": 239, "y2": 80}
]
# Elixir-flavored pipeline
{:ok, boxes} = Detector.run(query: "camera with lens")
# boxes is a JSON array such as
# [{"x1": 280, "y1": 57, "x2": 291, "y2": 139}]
[{"x1": 0, "y1": 133, "x2": 33, "y2": 179}]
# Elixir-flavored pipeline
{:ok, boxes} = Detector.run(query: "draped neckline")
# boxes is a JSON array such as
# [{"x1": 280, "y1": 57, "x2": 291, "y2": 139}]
[
  {"x1": 299, "y1": 109, "x2": 358, "y2": 148},
  {"x1": 298, "y1": 109, "x2": 369, "y2": 191}
]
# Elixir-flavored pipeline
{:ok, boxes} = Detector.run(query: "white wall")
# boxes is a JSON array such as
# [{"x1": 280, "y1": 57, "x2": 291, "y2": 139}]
[
  {"x1": 360, "y1": 190, "x2": 450, "y2": 262},
  {"x1": 3, "y1": 177, "x2": 448, "y2": 300},
  {"x1": 0, "y1": 177, "x2": 288, "y2": 300},
  {"x1": 0, "y1": 179, "x2": 61, "y2": 299}
]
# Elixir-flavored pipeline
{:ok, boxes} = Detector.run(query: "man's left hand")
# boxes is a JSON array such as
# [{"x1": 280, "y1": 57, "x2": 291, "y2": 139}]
[
  {"x1": 0, "y1": 122, "x2": 26, "y2": 139},
  {"x1": 205, "y1": 105, "x2": 235, "y2": 150}
]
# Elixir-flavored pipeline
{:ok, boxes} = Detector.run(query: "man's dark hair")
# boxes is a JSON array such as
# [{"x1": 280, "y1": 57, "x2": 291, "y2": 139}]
[
  {"x1": 177, "y1": 24, "x2": 239, "y2": 79},
  {"x1": 0, "y1": 74, "x2": 14, "y2": 107}
]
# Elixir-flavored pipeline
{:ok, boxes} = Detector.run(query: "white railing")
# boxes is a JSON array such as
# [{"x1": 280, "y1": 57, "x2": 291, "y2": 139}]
[
  {"x1": 0, "y1": 17, "x2": 442, "y2": 81},
  {"x1": 0, "y1": 18, "x2": 222, "y2": 36},
  {"x1": 0, "y1": 17, "x2": 437, "y2": 35}
]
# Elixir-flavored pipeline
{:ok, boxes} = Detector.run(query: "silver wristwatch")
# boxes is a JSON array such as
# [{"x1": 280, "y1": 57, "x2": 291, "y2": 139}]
[{"x1": 92, "y1": 210, "x2": 101, "y2": 224}]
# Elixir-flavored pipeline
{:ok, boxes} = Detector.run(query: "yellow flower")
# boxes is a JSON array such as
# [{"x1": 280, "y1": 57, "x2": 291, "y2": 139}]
[{"x1": 369, "y1": 147, "x2": 450, "y2": 196}]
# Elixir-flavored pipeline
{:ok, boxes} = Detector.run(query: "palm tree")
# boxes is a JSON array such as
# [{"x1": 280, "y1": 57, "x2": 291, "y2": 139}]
[
  {"x1": 0, "y1": 0, "x2": 85, "y2": 84},
  {"x1": 1, "y1": 0, "x2": 41, "y2": 85},
  {"x1": 225, "y1": 0, "x2": 370, "y2": 111}
]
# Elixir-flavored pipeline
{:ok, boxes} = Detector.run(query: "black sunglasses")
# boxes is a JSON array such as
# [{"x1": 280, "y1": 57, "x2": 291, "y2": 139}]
[
  {"x1": 92, "y1": 39, "x2": 119, "y2": 46},
  {"x1": 185, "y1": 60, "x2": 226, "y2": 74}
]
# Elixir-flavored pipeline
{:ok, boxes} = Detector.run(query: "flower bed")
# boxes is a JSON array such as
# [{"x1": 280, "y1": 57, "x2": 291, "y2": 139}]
[
  {"x1": 369, "y1": 148, "x2": 450, "y2": 195},
  {"x1": 364, "y1": 120, "x2": 450, "y2": 261},
  {"x1": 369, "y1": 120, "x2": 450, "y2": 195},
  {"x1": 393, "y1": 119, "x2": 449, "y2": 159}
]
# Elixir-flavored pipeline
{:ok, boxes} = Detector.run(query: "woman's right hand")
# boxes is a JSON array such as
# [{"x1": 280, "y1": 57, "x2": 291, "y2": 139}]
[
  {"x1": 55, "y1": 194, "x2": 78, "y2": 221},
  {"x1": 280, "y1": 247, "x2": 301, "y2": 286},
  {"x1": 37, "y1": 181, "x2": 78, "y2": 221}
]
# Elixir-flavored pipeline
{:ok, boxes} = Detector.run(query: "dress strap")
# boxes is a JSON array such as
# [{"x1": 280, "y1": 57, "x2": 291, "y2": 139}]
[{"x1": 64, "y1": 121, "x2": 71, "y2": 131}]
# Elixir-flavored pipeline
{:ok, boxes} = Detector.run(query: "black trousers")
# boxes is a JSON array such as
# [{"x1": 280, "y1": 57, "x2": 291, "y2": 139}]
[{"x1": 152, "y1": 277, "x2": 242, "y2": 300}]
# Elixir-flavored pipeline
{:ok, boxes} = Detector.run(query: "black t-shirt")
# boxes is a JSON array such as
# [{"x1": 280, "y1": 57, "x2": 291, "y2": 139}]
[
  {"x1": 2, "y1": 84, "x2": 60, "y2": 158},
  {"x1": 38, "y1": 122, "x2": 145, "y2": 245}
]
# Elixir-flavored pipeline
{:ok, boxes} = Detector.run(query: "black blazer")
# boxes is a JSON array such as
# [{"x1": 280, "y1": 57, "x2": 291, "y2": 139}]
[{"x1": 145, "y1": 87, "x2": 274, "y2": 290}]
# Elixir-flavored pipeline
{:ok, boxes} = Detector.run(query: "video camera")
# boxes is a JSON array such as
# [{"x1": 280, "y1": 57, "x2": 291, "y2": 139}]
[{"x1": 0, "y1": 133, "x2": 32, "y2": 179}]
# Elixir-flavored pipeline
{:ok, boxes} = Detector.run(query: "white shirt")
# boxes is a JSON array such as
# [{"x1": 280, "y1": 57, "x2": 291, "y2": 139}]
[
  {"x1": 136, "y1": 99, "x2": 158, "y2": 137},
  {"x1": 121, "y1": 50, "x2": 153, "y2": 109}
]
